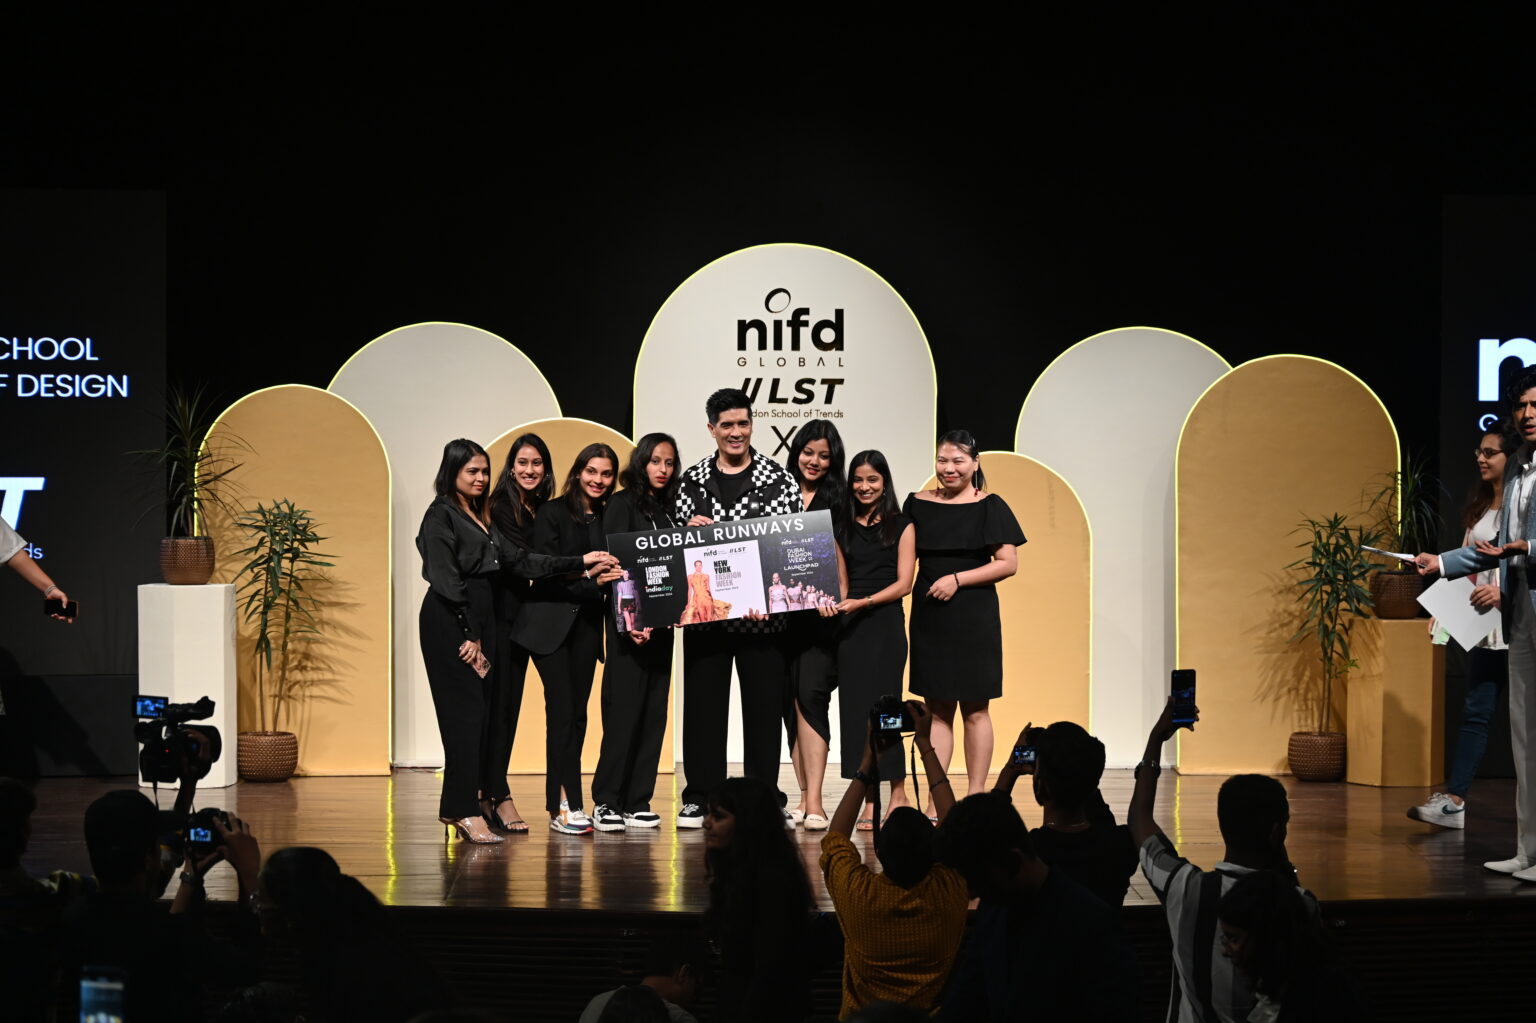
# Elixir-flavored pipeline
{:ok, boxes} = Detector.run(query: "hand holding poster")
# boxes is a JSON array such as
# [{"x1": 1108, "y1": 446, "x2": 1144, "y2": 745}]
[{"x1": 607, "y1": 510, "x2": 841, "y2": 627}]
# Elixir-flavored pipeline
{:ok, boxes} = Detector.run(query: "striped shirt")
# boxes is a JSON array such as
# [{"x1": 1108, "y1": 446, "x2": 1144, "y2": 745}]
[
  {"x1": 1139, "y1": 835, "x2": 1316, "y2": 1023},
  {"x1": 819, "y1": 832, "x2": 970, "y2": 1019}
]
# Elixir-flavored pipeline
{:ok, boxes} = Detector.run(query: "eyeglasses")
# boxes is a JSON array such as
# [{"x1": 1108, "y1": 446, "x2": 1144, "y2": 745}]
[{"x1": 1475, "y1": 448, "x2": 1506, "y2": 460}]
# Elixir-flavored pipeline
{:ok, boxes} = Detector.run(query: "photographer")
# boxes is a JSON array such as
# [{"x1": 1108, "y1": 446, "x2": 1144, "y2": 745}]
[
  {"x1": 819, "y1": 701, "x2": 969, "y2": 1018},
  {"x1": 992, "y1": 721, "x2": 1136, "y2": 907}
]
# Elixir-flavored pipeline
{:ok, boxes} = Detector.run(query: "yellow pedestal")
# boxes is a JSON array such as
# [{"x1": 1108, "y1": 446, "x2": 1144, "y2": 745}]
[{"x1": 1346, "y1": 618, "x2": 1445, "y2": 787}]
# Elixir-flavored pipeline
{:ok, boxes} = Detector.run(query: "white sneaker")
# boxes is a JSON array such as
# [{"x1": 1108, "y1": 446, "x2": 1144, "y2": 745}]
[
  {"x1": 1407, "y1": 793, "x2": 1465, "y2": 829},
  {"x1": 623, "y1": 811, "x2": 662, "y2": 829},
  {"x1": 676, "y1": 803, "x2": 705, "y2": 829},
  {"x1": 591, "y1": 804, "x2": 626, "y2": 832},
  {"x1": 803, "y1": 813, "x2": 829, "y2": 832},
  {"x1": 1483, "y1": 855, "x2": 1532, "y2": 874},
  {"x1": 550, "y1": 810, "x2": 592, "y2": 835}
]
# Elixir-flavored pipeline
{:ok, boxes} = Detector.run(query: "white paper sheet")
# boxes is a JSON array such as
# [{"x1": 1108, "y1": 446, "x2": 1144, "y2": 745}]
[
  {"x1": 1363, "y1": 545, "x2": 1417, "y2": 564},
  {"x1": 1416, "y1": 576, "x2": 1500, "y2": 652}
]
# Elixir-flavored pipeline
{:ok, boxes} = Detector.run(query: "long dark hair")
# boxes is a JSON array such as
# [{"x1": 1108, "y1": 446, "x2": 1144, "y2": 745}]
[
  {"x1": 620, "y1": 432, "x2": 682, "y2": 521},
  {"x1": 703, "y1": 777, "x2": 813, "y2": 948},
  {"x1": 787, "y1": 419, "x2": 847, "y2": 500},
  {"x1": 490, "y1": 433, "x2": 554, "y2": 529},
  {"x1": 1463, "y1": 420, "x2": 1521, "y2": 529},
  {"x1": 433, "y1": 438, "x2": 490, "y2": 521},
  {"x1": 847, "y1": 449, "x2": 904, "y2": 548},
  {"x1": 559, "y1": 442, "x2": 620, "y2": 520},
  {"x1": 936, "y1": 429, "x2": 985, "y2": 491}
]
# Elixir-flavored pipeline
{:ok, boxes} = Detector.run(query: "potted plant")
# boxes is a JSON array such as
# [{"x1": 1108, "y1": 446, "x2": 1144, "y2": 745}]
[
  {"x1": 1364, "y1": 451, "x2": 1443, "y2": 619},
  {"x1": 234, "y1": 499, "x2": 335, "y2": 782},
  {"x1": 135, "y1": 384, "x2": 244, "y2": 584},
  {"x1": 1287, "y1": 513, "x2": 1380, "y2": 781}
]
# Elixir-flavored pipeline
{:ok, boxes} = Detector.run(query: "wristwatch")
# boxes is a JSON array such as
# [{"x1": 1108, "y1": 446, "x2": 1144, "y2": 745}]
[
  {"x1": 1134, "y1": 758, "x2": 1162, "y2": 778},
  {"x1": 852, "y1": 770, "x2": 875, "y2": 786},
  {"x1": 179, "y1": 869, "x2": 202, "y2": 886}
]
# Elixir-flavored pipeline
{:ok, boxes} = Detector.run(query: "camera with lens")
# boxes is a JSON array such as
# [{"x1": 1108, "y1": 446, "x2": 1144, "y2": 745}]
[
  {"x1": 869, "y1": 694, "x2": 915, "y2": 736},
  {"x1": 134, "y1": 694, "x2": 222, "y2": 784}
]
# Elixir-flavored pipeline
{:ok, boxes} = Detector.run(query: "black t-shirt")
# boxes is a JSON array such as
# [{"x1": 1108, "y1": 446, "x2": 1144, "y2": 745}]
[
  {"x1": 1027, "y1": 821, "x2": 1138, "y2": 908},
  {"x1": 712, "y1": 462, "x2": 752, "y2": 510}
]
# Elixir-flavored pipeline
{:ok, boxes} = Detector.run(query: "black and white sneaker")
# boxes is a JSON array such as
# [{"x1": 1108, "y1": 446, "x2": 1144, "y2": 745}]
[
  {"x1": 624, "y1": 810, "x2": 662, "y2": 829},
  {"x1": 676, "y1": 803, "x2": 705, "y2": 829},
  {"x1": 592, "y1": 804, "x2": 627, "y2": 832}
]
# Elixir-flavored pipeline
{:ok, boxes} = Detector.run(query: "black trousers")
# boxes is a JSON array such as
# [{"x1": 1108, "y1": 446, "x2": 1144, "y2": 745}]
[
  {"x1": 419, "y1": 578, "x2": 506, "y2": 820},
  {"x1": 533, "y1": 612, "x2": 603, "y2": 813},
  {"x1": 592, "y1": 626, "x2": 674, "y2": 812},
  {"x1": 480, "y1": 638, "x2": 530, "y2": 803},
  {"x1": 681, "y1": 627, "x2": 789, "y2": 805},
  {"x1": 835, "y1": 602, "x2": 907, "y2": 781}
]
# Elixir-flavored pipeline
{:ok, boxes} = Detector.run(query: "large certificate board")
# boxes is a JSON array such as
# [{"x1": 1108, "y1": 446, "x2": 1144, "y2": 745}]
[{"x1": 607, "y1": 510, "x2": 841, "y2": 629}]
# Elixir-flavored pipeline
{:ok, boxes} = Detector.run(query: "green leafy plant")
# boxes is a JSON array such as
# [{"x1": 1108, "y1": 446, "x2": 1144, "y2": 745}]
[
  {"x1": 235, "y1": 500, "x2": 336, "y2": 733},
  {"x1": 134, "y1": 383, "x2": 245, "y2": 537},
  {"x1": 1365, "y1": 450, "x2": 1444, "y2": 566},
  {"x1": 1289, "y1": 514, "x2": 1381, "y2": 733}
]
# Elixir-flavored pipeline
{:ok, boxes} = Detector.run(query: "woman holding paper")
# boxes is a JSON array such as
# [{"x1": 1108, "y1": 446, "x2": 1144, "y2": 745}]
[
  {"x1": 1408, "y1": 421, "x2": 1520, "y2": 830},
  {"x1": 591, "y1": 433, "x2": 681, "y2": 832},
  {"x1": 1418, "y1": 370, "x2": 1536, "y2": 882}
]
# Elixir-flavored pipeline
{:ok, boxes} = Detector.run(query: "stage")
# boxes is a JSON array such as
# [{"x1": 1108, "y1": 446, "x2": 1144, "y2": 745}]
[{"x1": 18, "y1": 767, "x2": 1536, "y2": 1021}]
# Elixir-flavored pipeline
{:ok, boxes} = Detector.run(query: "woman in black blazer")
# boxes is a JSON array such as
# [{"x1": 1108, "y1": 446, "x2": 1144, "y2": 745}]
[
  {"x1": 416, "y1": 439, "x2": 611, "y2": 843},
  {"x1": 511, "y1": 442, "x2": 621, "y2": 835},
  {"x1": 485, "y1": 432, "x2": 556, "y2": 833},
  {"x1": 590, "y1": 433, "x2": 681, "y2": 832}
]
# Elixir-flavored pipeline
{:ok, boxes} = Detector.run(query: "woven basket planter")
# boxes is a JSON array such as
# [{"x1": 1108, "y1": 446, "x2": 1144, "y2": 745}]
[
  {"x1": 1288, "y1": 731, "x2": 1346, "y2": 782},
  {"x1": 238, "y1": 731, "x2": 298, "y2": 782},
  {"x1": 160, "y1": 536, "x2": 216, "y2": 585},
  {"x1": 1369, "y1": 569, "x2": 1427, "y2": 620}
]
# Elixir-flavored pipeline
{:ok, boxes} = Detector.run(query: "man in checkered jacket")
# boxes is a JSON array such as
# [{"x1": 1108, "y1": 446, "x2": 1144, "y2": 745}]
[{"x1": 672, "y1": 387, "x2": 800, "y2": 828}]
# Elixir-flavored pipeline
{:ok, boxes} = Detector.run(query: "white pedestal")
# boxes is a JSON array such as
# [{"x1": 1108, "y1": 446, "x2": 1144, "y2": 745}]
[{"x1": 137, "y1": 583, "x2": 239, "y2": 789}]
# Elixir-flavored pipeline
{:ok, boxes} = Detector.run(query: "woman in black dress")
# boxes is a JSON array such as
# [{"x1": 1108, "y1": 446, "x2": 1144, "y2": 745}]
[
  {"x1": 902, "y1": 429, "x2": 1024, "y2": 797},
  {"x1": 416, "y1": 439, "x2": 608, "y2": 842},
  {"x1": 590, "y1": 432, "x2": 681, "y2": 832},
  {"x1": 484, "y1": 432, "x2": 555, "y2": 832},
  {"x1": 511, "y1": 442, "x2": 622, "y2": 835},
  {"x1": 784, "y1": 419, "x2": 848, "y2": 831},
  {"x1": 833, "y1": 449, "x2": 917, "y2": 825}
]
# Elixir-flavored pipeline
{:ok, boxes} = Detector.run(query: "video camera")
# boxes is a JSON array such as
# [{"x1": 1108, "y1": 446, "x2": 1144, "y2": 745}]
[
  {"x1": 869, "y1": 694, "x2": 915, "y2": 736},
  {"x1": 134, "y1": 694, "x2": 222, "y2": 785}
]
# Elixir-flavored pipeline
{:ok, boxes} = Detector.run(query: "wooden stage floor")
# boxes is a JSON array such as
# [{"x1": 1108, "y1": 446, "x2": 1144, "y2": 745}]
[{"x1": 20, "y1": 766, "x2": 1536, "y2": 911}]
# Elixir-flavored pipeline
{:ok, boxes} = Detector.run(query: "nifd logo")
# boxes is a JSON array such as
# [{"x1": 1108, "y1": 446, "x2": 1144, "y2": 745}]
[
  {"x1": 0, "y1": 477, "x2": 45, "y2": 558},
  {"x1": 735, "y1": 288, "x2": 846, "y2": 427}
]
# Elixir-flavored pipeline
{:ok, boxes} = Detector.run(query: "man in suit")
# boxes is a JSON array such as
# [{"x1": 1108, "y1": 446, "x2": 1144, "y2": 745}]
[
  {"x1": 672, "y1": 388, "x2": 800, "y2": 828},
  {"x1": 1417, "y1": 366, "x2": 1536, "y2": 882}
]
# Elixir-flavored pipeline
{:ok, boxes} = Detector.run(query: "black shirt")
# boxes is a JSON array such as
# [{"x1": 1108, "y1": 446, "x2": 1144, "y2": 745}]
[
  {"x1": 845, "y1": 513, "x2": 912, "y2": 599},
  {"x1": 1027, "y1": 821, "x2": 1138, "y2": 908},
  {"x1": 711, "y1": 462, "x2": 751, "y2": 510}
]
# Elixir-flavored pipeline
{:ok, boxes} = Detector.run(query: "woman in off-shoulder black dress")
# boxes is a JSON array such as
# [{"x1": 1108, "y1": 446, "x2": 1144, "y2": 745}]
[{"x1": 902, "y1": 429, "x2": 1025, "y2": 797}]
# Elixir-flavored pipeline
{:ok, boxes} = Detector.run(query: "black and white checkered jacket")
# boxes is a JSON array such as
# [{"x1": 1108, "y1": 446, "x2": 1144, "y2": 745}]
[{"x1": 675, "y1": 447, "x2": 800, "y2": 633}]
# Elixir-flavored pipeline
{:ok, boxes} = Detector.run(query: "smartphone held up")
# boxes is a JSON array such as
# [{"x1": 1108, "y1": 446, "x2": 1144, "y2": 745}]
[{"x1": 1171, "y1": 669, "x2": 1197, "y2": 729}]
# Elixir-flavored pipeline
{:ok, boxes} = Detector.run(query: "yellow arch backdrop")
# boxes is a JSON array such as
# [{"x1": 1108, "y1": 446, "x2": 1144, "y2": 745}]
[
  {"x1": 206, "y1": 385, "x2": 391, "y2": 775},
  {"x1": 920, "y1": 451, "x2": 1091, "y2": 744},
  {"x1": 486, "y1": 419, "x2": 651, "y2": 775},
  {"x1": 1176, "y1": 356, "x2": 1399, "y2": 774}
]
